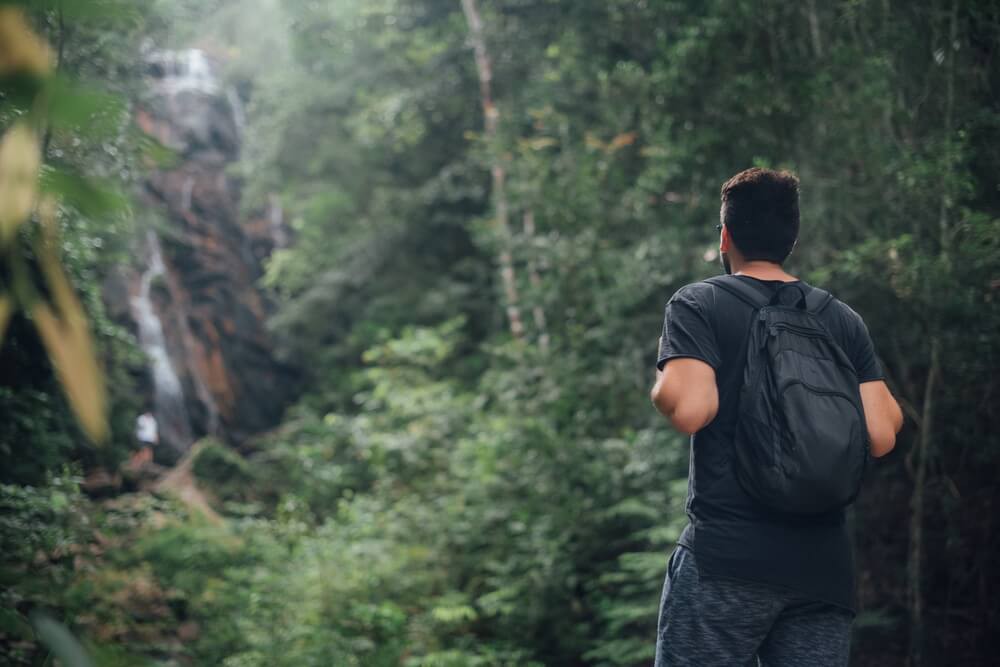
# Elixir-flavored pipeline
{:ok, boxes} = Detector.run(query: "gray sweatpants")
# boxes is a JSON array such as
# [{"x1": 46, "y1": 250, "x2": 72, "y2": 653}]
[{"x1": 655, "y1": 545, "x2": 853, "y2": 666}]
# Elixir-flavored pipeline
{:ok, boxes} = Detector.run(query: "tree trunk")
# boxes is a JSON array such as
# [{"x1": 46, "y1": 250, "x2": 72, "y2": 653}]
[
  {"x1": 522, "y1": 210, "x2": 548, "y2": 350},
  {"x1": 908, "y1": 6, "x2": 957, "y2": 664},
  {"x1": 806, "y1": 0, "x2": 823, "y2": 58},
  {"x1": 460, "y1": 0, "x2": 524, "y2": 339},
  {"x1": 908, "y1": 336, "x2": 939, "y2": 667}
]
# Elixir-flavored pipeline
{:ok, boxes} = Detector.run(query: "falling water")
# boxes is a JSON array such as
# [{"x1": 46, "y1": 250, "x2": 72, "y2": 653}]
[
  {"x1": 227, "y1": 86, "x2": 246, "y2": 139},
  {"x1": 146, "y1": 48, "x2": 219, "y2": 94},
  {"x1": 180, "y1": 176, "x2": 194, "y2": 212},
  {"x1": 130, "y1": 231, "x2": 193, "y2": 450}
]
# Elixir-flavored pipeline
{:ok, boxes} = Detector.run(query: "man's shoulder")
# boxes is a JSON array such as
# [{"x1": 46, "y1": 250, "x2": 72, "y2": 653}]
[
  {"x1": 803, "y1": 285, "x2": 872, "y2": 348},
  {"x1": 668, "y1": 280, "x2": 718, "y2": 307},
  {"x1": 807, "y1": 285, "x2": 866, "y2": 326}
]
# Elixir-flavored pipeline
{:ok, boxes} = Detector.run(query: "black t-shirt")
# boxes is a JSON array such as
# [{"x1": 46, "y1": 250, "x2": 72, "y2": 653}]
[{"x1": 656, "y1": 275, "x2": 883, "y2": 612}]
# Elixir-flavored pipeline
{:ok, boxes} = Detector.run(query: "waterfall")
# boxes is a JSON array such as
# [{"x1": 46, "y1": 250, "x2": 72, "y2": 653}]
[
  {"x1": 125, "y1": 43, "x2": 295, "y2": 449},
  {"x1": 146, "y1": 48, "x2": 219, "y2": 94},
  {"x1": 180, "y1": 176, "x2": 194, "y2": 212},
  {"x1": 227, "y1": 86, "x2": 246, "y2": 139},
  {"x1": 130, "y1": 231, "x2": 193, "y2": 450}
]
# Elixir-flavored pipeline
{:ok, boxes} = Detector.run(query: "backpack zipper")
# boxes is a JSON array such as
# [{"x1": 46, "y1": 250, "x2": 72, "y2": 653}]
[{"x1": 769, "y1": 321, "x2": 830, "y2": 340}]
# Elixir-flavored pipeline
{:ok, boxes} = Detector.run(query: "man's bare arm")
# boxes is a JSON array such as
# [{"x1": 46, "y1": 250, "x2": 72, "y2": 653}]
[
  {"x1": 650, "y1": 357, "x2": 719, "y2": 434},
  {"x1": 859, "y1": 380, "x2": 903, "y2": 457}
]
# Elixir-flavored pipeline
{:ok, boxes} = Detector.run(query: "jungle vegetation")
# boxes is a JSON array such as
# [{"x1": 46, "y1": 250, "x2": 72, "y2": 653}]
[{"x1": 1, "y1": 1, "x2": 998, "y2": 665}]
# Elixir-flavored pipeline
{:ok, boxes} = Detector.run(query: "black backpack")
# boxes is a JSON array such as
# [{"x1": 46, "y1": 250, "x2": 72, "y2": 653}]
[{"x1": 703, "y1": 276, "x2": 869, "y2": 515}]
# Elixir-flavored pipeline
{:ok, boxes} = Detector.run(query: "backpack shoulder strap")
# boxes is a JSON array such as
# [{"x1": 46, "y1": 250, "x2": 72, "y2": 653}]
[
  {"x1": 703, "y1": 275, "x2": 769, "y2": 310},
  {"x1": 805, "y1": 286, "x2": 836, "y2": 315}
]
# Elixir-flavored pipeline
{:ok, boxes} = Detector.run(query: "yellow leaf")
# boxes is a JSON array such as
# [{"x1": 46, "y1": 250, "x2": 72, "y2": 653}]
[
  {"x1": 584, "y1": 132, "x2": 605, "y2": 151},
  {"x1": 517, "y1": 136, "x2": 558, "y2": 152},
  {"x1": 0, "y1": 295, "x2": 12, "y2": 345},
  {"x1": 37, "y1": 196, "x2": 58, "y2": 245},
  {"x1": 608, "y1": 132, "x2": 637, "y2": 151},
  {"x1": 32, "y1": 302, "x2": 108, "y2": 443},
  {"x1": 31, "y1": 199, "x2": 108, "y2": 443},
  {"x1": 0, "y1": 123, "x2": 41, "y2": 245},
  {"x1": 0, "y1": 7, "x2": 53, "y2": 76},
  {"x1": 527, "y1": 106, "x2": 552, "y2": 120},
  {"x1": 527, "y1": 137, "x2": 557, "y2": 151}
]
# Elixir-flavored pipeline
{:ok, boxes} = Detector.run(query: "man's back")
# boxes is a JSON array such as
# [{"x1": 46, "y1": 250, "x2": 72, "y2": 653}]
[{"x1": 656, "y1": 275, "x2": 883, "y2": 611}]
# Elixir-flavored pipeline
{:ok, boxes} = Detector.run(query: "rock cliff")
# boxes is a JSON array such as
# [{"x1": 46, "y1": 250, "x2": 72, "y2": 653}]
[{"x1": 117, "y1": 48, "x2": 294, "y2": 458}]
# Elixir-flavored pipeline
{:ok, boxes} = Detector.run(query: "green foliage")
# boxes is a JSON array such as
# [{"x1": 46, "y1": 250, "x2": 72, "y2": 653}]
[
  {"x1": 0, "y1": 472, "x2": 84, "y2": 595},
  {"x1": 0, "y1": 472, "x2": 91, "y2": 665},
  {"x1": 1, "y1": 0, "x2": 158, "y2": 480},
  {"x1": 191, "y1": 439, "x2": 254, "y2": 503},
  {"x1": 3, "y1": 1, "x2": 999, "y2": 666},
  {"x1": 233, "y1": 1, "x2": 999, "y2": 664}
]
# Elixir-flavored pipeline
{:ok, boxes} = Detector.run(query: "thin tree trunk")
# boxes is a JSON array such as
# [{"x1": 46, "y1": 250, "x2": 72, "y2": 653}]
[
  {"x1": 908, "y1": 6, "x2": 957, "y2": 664},
  {"x1": 908, "y1": 336, "x2": 939, "y2": 667},
  {"x1": 460, "y1": 0, "x2": 524, "y2": 339},
  {"x1": 522, "y1": 210, "x2": 548, "y2": 350},
  {"x1": 806, "y1": 0, "x2": 823, "y2": 58}
]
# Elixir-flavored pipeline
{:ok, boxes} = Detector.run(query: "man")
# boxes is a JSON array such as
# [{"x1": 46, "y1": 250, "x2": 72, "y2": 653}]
[{"x1": 650, "y1": 168, "x2": 903, "y2": 666}]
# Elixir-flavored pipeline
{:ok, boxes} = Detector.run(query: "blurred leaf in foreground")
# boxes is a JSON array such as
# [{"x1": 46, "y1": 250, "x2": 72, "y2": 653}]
[
  {"x1": 0, "y1": 295, "x2": 11, "y2": 342},
  {"x1": 0, "y1": 6, "x2": 110, "y2": 444},
  {"x1": 31, "y1": 197, "x2": 108, "y2": 443},
  {"x1": 0, "y1": 6, "x2": 53, "y2": 76},
  {"x1": 28, "y1": 608, "x2": 95, "y2": 667},
  {"x1": 0, "y1": 122, "x2": 41, "y2": 244}
]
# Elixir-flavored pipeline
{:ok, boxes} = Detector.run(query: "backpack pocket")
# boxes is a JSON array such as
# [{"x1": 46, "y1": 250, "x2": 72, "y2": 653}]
[{"x1": 776, "y1": 381, "x2": 867, "y2": 513}]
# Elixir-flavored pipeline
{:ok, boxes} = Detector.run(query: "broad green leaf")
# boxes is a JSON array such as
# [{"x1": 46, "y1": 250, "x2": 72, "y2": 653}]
[
  {"x1": 39, "y1": 167, "x2": 126, "y2": 218},
  {"x1": 41, "y1": 74, "x2": 126, "y2": 135}
]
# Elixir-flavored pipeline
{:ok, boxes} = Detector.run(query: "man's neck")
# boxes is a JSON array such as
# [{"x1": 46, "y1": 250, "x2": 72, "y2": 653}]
[{"x1": 732, "y1": 260, "x2": 797, "y2": 282}]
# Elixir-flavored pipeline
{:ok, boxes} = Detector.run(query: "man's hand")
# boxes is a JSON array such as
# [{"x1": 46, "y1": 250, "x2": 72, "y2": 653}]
[{"x1": 650, "y1": 357, "x2": 719, "y2": 434}]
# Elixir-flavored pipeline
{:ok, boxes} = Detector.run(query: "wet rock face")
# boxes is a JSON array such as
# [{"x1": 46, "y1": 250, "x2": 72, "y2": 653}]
[
  {"x1": 123, "y1": 48, "x2": 294, "y2": 456},
  {"x1": 140, "y1": 49, "x2": 240, "y2": 159}
]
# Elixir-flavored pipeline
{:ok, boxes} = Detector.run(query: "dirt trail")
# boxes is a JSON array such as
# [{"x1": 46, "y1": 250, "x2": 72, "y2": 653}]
[{"x1": 152, "y1": 440, "x2": 223, "y2": 525}]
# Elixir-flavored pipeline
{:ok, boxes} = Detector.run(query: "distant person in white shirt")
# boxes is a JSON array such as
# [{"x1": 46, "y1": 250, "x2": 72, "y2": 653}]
[
  {"x1": 137, "y1": 411, "x2": 158, "y2": 444},
  {"x1": 130, "y1": 411, "x2": 158, "y2": 468}
]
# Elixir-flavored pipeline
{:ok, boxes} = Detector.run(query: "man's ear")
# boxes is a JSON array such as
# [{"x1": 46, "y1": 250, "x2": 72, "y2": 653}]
[{"x1": 719, "y1": 225, "x2": 731, "y2": 253}]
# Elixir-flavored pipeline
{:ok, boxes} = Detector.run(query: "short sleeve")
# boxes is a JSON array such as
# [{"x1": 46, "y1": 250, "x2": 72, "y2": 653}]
[
  {"x1": 845, "y1": 309, "x2": 883, "y2": 382},
  {"x1": 656, "y1": 285, "x2": 722, "y2": 371}
]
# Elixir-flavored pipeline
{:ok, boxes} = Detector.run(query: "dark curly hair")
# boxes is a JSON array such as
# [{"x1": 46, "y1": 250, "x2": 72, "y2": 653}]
[{"x1": 720, "y1": 168, "x2": 800, "y2": 264}]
